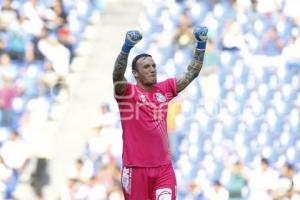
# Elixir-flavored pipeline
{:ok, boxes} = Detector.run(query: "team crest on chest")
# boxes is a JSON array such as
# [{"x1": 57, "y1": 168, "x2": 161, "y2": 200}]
[{"x1": 155, "y1": 92, "x2": 166, "y2": 103}]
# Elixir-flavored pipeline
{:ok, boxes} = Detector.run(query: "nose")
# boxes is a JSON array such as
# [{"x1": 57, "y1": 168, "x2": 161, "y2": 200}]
[{"x1": 150, "y1": 65, "x2": 156, "y2": 73}]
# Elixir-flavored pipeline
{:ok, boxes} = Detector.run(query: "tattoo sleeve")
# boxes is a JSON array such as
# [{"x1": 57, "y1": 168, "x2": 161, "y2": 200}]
[
  {"x1": 113, "y1": 52, "x2": 129, "y2": 96},
  {"x1": 176, "y1": 49, "x2": 205, "y2": 93}
]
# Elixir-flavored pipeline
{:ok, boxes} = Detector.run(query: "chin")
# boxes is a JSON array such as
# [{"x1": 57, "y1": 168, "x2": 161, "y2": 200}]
[
  {"x1": 146, "y1": 80, "x2": 156, "y2": 86},
  {"x1": 151, "y1": 79, "x2": 157, "y2": 84}
]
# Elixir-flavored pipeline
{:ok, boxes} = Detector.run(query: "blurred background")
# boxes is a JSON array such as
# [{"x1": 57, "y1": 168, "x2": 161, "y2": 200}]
[{"x1": 0, "y1": 0, "x2": 300, "y2": 199}]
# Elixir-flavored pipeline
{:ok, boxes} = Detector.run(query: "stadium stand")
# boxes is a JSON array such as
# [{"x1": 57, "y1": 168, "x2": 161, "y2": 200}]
[{"x1": 0, "y1": 0, "x2": 102, "y2": 199}]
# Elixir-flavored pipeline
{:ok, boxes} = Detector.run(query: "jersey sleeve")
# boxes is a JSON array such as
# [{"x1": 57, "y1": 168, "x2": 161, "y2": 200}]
[{"x1": 157, "y1": 78, "x2": 177, "y2": 101}]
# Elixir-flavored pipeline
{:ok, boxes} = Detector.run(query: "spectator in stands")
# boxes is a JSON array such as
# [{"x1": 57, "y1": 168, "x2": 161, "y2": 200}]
[
  {"x1": 0, "y1": 38, "x2": 5, "y2": 54},
  {"x1": 185, "y1": 181, "x2": 205, "y2": 200},
  {"x1": 38, "y1": 33, "x2": 71, "y2": 77},
  {"x1": 30, "y1": 157, "x2": 50, "y2": 199},
  {"x1": 0, "y1": 130, "x2": 31, "y2": 199},
  {"x1": 57, "y1": 18, "x2": 75, "y2": 62},
  {"x1": 94, "y1": 103, "x2": 116, "y2": 128},
  {"x1": 0, "y1": 0, "x2": 19, "y2": 31},
  {"x1": 95, "y1": 163, "x2": 121, "y2": 198},
  {"x1": 86, "y1": 176, "x2": 107, "y2": 200},
  {"x1": 0, "y1": 53, "x2": 18, "y2": 80},
  {"x1": 0, "y1": 155, "x2": 13, "y2": 199},
  {"x1": 22, "y1": 0, "x2": 45, "y2": 36},
  {"x1": 86, "y1": 126, "x2": 110, "y2": 164},
  {"x1": 0, "y1": 77, "x2": 21, "y2": 127},
  {"x1": 205, "y1": 180, "x2": 229, "y2": 200},
  {"x1": 271, "y1": 163, "x2": 298, "y2": 200},
  {"x1": 68, "y1": 158, "x2": 94, "y2": 183},
  {"x1": 248, "y1": 158, "x2": 278, "y2": 200},
  {"x1": 173, "y1": 11, "x2": 194, "y2": 49},
  {"x1": 50, "y1": 0, "x2": 67, "y2": 29},
  {"x1": 26, "y1": 26, "x2": 48, "y2": 62},
  {"x1": 46, "y1": 0, "x2": 75, "y2": 62},
  {"x1": 39, "y1": 61, "x2": 60, "y2": 96},
  {"x1": 61, "y1": 178, "x2": 90, "y2": 200},
  {"x1": 225, "y1": 161, "x2": 247, "y2": 200},
  {"x1": 260, "y1": 26, "x2": 284, "y2": 56},
  {"x1": 221, "y1": 20, "x2": 245, "y2": 51},
  {"x1": 6, "y1": 15, "x2": 27, "y2": 61}
]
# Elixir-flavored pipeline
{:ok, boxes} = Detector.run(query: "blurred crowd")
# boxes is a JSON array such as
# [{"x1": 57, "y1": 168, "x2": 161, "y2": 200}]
[
  {"x1": 63, "y1": 103, "x2": 123, "y2": 200},
  {"x1": 0, "y1": 0, "x2": 102, "y2": 199}
]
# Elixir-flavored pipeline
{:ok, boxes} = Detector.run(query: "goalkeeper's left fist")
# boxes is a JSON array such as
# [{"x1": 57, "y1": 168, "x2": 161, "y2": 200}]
[
  {"x1": 122, "y1": 30, "x2": 143, "y2": 53},
  {"x1": 193, "y1": 26, "x2": 208, "y2": 50}
]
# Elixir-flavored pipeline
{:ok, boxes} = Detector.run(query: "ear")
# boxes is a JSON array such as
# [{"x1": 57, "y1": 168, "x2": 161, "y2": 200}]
[{"x1": 132, "y1": 69, "x2": 138, "y2": 78}]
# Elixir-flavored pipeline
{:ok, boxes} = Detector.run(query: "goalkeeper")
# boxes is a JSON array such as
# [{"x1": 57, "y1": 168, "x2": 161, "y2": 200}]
[{"x1": 113, "y1": 26, "x2": 208, "y2": 200}]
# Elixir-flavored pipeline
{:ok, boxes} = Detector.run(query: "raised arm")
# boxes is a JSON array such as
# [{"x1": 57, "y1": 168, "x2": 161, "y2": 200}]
[
  {"x1": 176, "y1": 26, "x2": 208, "y2": 93},
  {"x1": 113, "y1": 31, "x2": 142, "y2": 96}
]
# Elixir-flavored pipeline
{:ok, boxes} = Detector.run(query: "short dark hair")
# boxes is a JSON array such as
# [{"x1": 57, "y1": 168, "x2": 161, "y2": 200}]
[{"x1": 132, "y1": 53, "x2": 152, "y2": 69}]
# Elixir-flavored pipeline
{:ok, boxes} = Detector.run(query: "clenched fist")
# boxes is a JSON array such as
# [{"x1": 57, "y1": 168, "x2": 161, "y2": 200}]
[
  {"x1": 194, "y1": 26, "x2": 208, "y2": 50},
  {"x1": 122, "y1": 30, "x2": 143, "y2": 53}
]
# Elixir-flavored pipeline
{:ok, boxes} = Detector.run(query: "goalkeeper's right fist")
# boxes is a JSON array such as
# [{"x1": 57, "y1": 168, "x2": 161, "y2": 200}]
[
  {"x1": 122, "y1": 30, "x2": 143, "y2": 54},
  {"x1": 193, "y1": 26, "x2": 208, "y2": 50}
]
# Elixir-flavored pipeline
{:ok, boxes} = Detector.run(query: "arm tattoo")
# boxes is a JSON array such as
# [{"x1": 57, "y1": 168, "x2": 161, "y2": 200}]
[
  {"x1": 113, "y1": 52, "x2": 128, "y2": 95},
  {"x1": 176, "y1": 50, "x2": 205, "y2": 93}
]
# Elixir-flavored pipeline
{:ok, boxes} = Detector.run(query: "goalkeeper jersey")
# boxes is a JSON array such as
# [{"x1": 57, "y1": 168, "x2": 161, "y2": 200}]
[{"x1": 115, "y1": 78, "x2": 177, "y2": 167}]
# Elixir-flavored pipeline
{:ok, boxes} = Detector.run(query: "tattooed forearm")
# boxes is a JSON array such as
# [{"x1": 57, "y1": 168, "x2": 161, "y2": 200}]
[
  {"x1": 113, "y1": 52, "x2": 128, "y2": 81},
  {"x1": 194, "y1": 49, "x2": 205, "y2": 62},
  {"x1": 176, "y1": 49, "x2": 205, "y2": 93},
  {"x1": 113, "y1": 52, "x2": 128, "y2": 95}
]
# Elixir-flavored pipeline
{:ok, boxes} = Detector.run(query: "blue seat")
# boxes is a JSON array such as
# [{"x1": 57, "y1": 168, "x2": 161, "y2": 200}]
[
  {"x1": 286, "y1": 146, "x2": 297, "y2": 163},
  {"x1": 174, "y1": 48, "x2": 192, "y2": 71},
  {"x1": 188, "y1": 2, "x2": 208, "y2": 25},
  {"x1": 145, "y1": 4, "x2": 163, "y2": 21},
  {"x1": 235, "y1": 83, "x2": 249, "y2": 103},
  {"x1": 168, "y1": 3, "x2": 185, "y2": 23},
  {"x1": 220, "y1": 51, "x2": 237, "y2": 68}
]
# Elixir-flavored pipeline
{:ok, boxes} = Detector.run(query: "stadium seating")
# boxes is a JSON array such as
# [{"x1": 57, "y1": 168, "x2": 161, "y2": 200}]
[{"x1": 0, "y1": 0, "x2": 101, "y2": 198}]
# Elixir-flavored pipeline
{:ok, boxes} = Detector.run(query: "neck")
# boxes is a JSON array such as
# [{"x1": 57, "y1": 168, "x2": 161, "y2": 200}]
[{"x1": 136, "y1": 82, "x2": 153, "y2": 91}]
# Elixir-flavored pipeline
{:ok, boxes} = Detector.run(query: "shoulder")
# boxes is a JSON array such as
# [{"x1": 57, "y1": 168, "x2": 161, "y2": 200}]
[
  {"x1": 154, "y1": 78, "x2": 177, "y2": 99},
  {"x1": 155, "y1": 78, "x2": 176, "y2": 88},
  {"x1": 114, "y1": 82, "x2": 136, "y2": 101}
]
